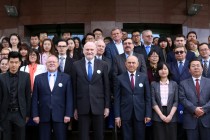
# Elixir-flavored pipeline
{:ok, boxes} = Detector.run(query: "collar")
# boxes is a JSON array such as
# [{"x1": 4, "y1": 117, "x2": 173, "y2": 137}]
[
  {"x1": 48, "y1": 71, "x2": 58, "y2": 77},
  {"x1": 202, "y1": 57, "x2": 210, "y2": 63},
  {"x1": 160, "y1": 79, "x2": 169, "y2": 85},
  {"x1": 127, "y1": 71, "x2": 136, "y2": 76},
  {"x1": 113, "y1": 40, "x2": 122, "y2": 45},
  {"x1": 85, "y1": 58, "x2": 95, "y2": 65},
  {"x1": 9, "y1": 71, "x2": 19, "y2": 77},
  {"x1": 59, "y1": 55, "x2": 67, "y2": 59},
  {"x1": 192, "y1": 76, "x2": 201, "y2": 82},
  {"x1": 144, "y1": 44, "x2": 151, "y2": 47},
  {"x1": 177, "y1": 59, "x2": 186, "y2": 65}
]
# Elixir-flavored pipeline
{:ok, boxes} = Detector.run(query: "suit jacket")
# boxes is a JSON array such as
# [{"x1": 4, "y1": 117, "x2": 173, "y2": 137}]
[
  {"x1": 151, "y1": 81, "x2": 178, "y2": 122},
  {"x1": 105, "y1": 41, "x2": 121, "y2": 64},
  {"x1": 58, "y1": 56, "x2": 74, "y2": 76},
  {"x1": 134, "y1": 44, "x2": 164, "y2": 64},
  {"x1": 166, "y1": 50, "x2": 196, "y2": 63},
  {"x1": 179, "y1": 77, "x2": 210, "y2": 129},
  {"x1": 0, "y1": 72, "x2": 31, "y2": 121},
  {"x1": 169, "y1": 60, "x2": 191, "y2": 84},
  {"x1": 72, "y1": 58, "x2": 110, "y2": 115},
  {"x1": 197, "y1": 57, "x2": 210, "y2": 78},
  {"x1": 114, "y1": 71, "x2": 151, "y2": 121},
  {"x1": 32, "y1": 72, "x2": 73, "y2": 122},
  {"x1": 113, "y1": 52, "x2": 147, "y2": 76}
]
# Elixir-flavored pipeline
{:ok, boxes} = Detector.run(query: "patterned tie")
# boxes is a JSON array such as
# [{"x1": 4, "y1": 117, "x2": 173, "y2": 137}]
[
  {"x1": 49, "y1": 74, "x2": 55, "y2": 91},
  {"x1": 145, "y1": 46, "x2": 150, "y2": 55},
  {"x1": 178, "y1": 61, "x2": 183, "y2": 74},
  {"x1": 195, "y1": 79, "x2": 200, "y2": 101},
  {"x1": 131, "y1": 74, "x2": 134, "y2": 91},
  {"x1": 203, "y1": 60, "x2": 208, "y2": 77},
  {"x1": 88, "y1": 61, "x2": 92, "y2": 81},
  {"x1": 60, "y1": 56, "x2": 65, "y2": 72}
]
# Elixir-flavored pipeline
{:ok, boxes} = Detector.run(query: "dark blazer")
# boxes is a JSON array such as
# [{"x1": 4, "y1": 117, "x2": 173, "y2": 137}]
[
  {"x1": 114, "y1": 71, "x2": 152, "y2": 121},
  {"x1": 72, "y1": 58, "x2": 110, "y2": 115},
  {"x1": 166, "y1": 50, "x2": 196, "y2": 63},
  {"x1": 151, "y1": 80, "x2": 178, "y2": 122},
  {"x1": 169, "y1": 60, "x2": 191, "y2": 84},
  {"x1": 197, "y1": 58, "x2": 210, "y2": 78},
  {"x1": 134, "y1": 44, "x2": 164, "y2": 63},
  {"x1": 58, "y1": 56, "x2": 74, "y2": 76},
  {"x1": 105, "y1": 41, "x2": 121, "y2": 63},
  {"x1": 0, "y1": 72, "x2": 31, "y2": 121},
  {"x1": 179, "y1": 77, "x2": 210, "y2": 129},
  {"x1": 101, "y1": 55, "x2": 112, "y2": 74},
  {"x1": 113, "y1": 52, "x2": 147, "y2": 76},
  {"x1": 32, "y1": 72, "x2": 73, "y2": 122}
]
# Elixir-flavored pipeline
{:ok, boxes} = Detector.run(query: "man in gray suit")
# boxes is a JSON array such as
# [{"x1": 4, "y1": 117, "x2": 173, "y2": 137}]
[
  {"x1": 179, "y1": 58, "x2": 210, "y2": 140},
  {"x1": 114, "y1": 55, "x2": 151, "y2": 140},
  {"x1": 72, "y1": 42, "x2": 110, "y2": 140}
]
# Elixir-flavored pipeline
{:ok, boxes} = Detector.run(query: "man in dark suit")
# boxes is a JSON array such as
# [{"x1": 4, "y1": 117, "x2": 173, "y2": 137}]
[
  {"x1": 198, "y1": 43, "x2": 210, "y2": 78},
  {"x1": 72, "y1": 42, "x2": 110, "y2": 140},
  {"x1": 114, "y1": 55, "x2": 152, "y2": 140},
  {"x1": 0, "y1": 52, "x2": 31, "y2": 140},
  {"x1": 30, "y1": 33, "x2": 42, "y2": 53},
  {"x1": 105, "y1": 28, "x2": 124, "y2": 64},
  {"x1": 56, "y1": 39, "x2": 74, "y2": 76},
  {"x1": 32, "y1": 55, "x2": 73, "y2": 140},
  {"x1": 133, "y1": 30, "x2": 164, "y2": 63},
  {"x1": 114, "y1": 38, "x2": 147, "y2": 77},
  {"x1": 179, "y1": 59, "x2": 210, "y2": 140},
  {"x1": 166, "y1": 34, "x2": 196, "y2": 63}
]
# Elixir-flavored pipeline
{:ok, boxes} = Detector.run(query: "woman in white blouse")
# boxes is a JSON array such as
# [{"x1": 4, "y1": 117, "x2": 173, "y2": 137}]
[{"x1": 151, "y1": 62, "x2": 178, "y2": 140}]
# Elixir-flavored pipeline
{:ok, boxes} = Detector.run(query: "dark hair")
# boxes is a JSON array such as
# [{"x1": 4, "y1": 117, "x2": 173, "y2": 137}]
[
  {"x1": 8, "y1": 51, "x2": 22, "y2": 61},
  {"x1": 62, "y1": 31, "x2": 72, "y2": 36},
  {"x1": 123, "y1": 38, "x2": 133, "y2": 43},
  {"x1": 30, "y1": 33, "x2": 39, "y2": 38},
  {"x1": 155, "y1": 62, "x2": 172, "y2": 82},
  {"x1": 131, "y1": 29, "x2": 141, "y2": 35},
  {"x1": 174, "y1": 34, "x2": 185, "y2": 41},
  {"x1": 0, "y1": 57, "x2": 8, "y2": 63},
  {"x1": 188, "y1": 58, "x2": 203, "y2": 69},
  {"x1": 93, "y1": 28, "x2": 103, "y2": 34},
  {"x1": 197, "y1": 42, "x2": 210, "y2": 51},
  {"x1": 73, "y1": 37, "x2": 82, "y2": 48},
  {"x1": 1, "y1": 37, "x2": 10, "y2": 44},
  {"x1": 27, "y1": 49, "x2": 40, "y2": 64},
  {"x1": 82, "y1": 33, "x2": 95, "y2": 45},
  {"x1": 41, "y1": 38, "x2": 56, "y2": 55},
  {"x1": 104, "y1": 36, "x2": 112, "y2": 42},
  {"x1": 57, "y1": 39, "x2": 67, "y2": 45},
  {"x1": 19, "y1": 43, "x2": 30, "y2": 57},
  {"x1": 9, "y1": 33, "x2": 21, "y2": 48},
  {"x1": 148, "y1": 50, "x2": 160, "y2": 58},
  {"x1": 187, "y1": 31, "x2": 197, "y2": 39}
]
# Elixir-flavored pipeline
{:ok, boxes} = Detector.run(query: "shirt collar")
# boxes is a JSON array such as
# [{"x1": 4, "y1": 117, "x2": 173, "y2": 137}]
[
  {"x1": 113, "y1": 40, "x2": 122, "y2": 44},
  {"x1": 160, "y1": 79, "x2": 169, "y2": 85},
  {"x1": 192, "y1": 76, "x2": 201, "y2": 82},
  {"x1": 127, "y1": 71, "x2": 136, "y2": 76},
  {"x1": 59, "y1": 55, "x2": 67, "y2": 59},
  {"x1": 48, "y1": 71, "x2": 58, "y2": 77},
  {"x1": 202, "y1": 57, "x2": 210, "y2": 63},
  {"x1": 85, "y1": 57, "x2": 95, "y2": 65},
  {"x1": 177, "y1": 59, "x2": 186, "y2": 65}
]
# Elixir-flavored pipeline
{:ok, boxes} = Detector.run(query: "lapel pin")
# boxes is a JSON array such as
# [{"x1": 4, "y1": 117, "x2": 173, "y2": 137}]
[
  {"x1": 139, "y1": 83, "x2": 143, "y2": 87},
  {"x1": 58, "y1": 83, "x2": 63, "y2": 87},
  {"x1": 97, "y1": 70, "x2": 101, "y2": 74}
]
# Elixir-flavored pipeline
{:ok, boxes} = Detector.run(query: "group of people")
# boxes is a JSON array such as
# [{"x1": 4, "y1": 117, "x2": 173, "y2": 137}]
[{"x1": 0, "y1": 28, "x2": 210, "y2": 140}]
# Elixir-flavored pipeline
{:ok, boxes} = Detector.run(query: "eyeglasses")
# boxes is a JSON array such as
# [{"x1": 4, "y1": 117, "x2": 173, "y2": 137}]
[
  {"x1": 58, "y1": 45, "x2": 67, "y2": 48},
  {"x1": 175, "y1": 51, "x2": 185, "y2": 54}
]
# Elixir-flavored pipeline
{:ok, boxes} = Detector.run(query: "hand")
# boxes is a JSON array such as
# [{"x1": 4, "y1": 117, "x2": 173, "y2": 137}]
[
  {"x1": 33, "y1": 117, "x2": 40, "y2": 124},
  {"x1": 25, "y1": 117, "x2": 29, "y2": 123},
  {"x1": 115, "y1": 117, "x2": 121, "y2": 128},
  {"x1": 164, "y1": 115, "x2": 172, "y2": 123},
  {"x1": 195, "y1": 107, "x2": 204, "y2": 117},
  {"x1": 64, "y1": 116, "x2": 71, "y2": 123},
  {"x1": 144, "y1": 117, "x2": 151, "y2": 123},
  {"x1": 160, "y1": 114, "x2": 167, "y2": 121},
  {"x1": 74, "y1": 109, "x2": 78, "y2": 120},
  {"x1": 104, "y1": 108, "x2": 109, "y2": 118}
]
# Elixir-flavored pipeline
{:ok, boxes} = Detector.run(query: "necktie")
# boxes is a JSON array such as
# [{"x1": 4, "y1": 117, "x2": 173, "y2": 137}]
[
  {"x1": 203, "y1": 60, "x2": 208, "y2": 77},
  {"x1": 88, "y1": 61, "x2": 92, "y2": 81},
  {"x1": 178, "y1": 61, "x2": 183, "y2": 74},
  {"x1": 195, "y1": 79, "x2": 200, "y2": 101},
  {"x1": 60, "y1": 56, "x2": 65, "y2": 72},
  {"x1": 49, "y1": 74, "x2": 55, "y2": 91},
  {"x1": 131, "y1": 74, "x2": 134, "y2": 91},
  {"x1": 145, "y1": 46, "x2": 150, "y2": 55}
]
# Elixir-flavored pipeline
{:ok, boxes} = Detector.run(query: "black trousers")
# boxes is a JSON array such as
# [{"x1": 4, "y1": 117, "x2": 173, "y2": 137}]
[
  {"x1": 2, "y1": 111, "x2": 26, "y2": 140},
  {"x1": 78, "y1": 113, "x2": 104, "y2": 140}
]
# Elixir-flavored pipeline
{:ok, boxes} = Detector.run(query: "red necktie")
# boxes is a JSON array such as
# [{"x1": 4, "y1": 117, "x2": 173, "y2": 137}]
[
  {"x1": 131, "y1": 74, "x2": 134, "y2": 91},
  {"x1": 195, "y1": 79, "x2": 200, "y2": 100}
]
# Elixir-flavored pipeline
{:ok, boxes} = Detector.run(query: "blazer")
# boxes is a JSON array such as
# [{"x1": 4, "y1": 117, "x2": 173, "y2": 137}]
[
  {"x1": 179, "y1": 77, "x2": 210, "y2": 129},
  {"x1": 114, "y1": 71, "x2": 151, "y2": 121},
  {"x1": 134, "y1": 44, "x2": 164, "y2": 63},
  {"x1": 0, "y1": 72, "x2": 31, "y2": 121},
  {"x1": 32, "y1": 72, "x2": 73, "y2": 122},
  {"x1": 113, "y1": 52, "x2": 147, "y2": 76},
  {"x1": 20, "y1": 64, "x2": 47, "y2": 81},
  {"x1": 58, "y1": 56, "x2": 74, "y2": 76},
  {"x1": 72, "y1": 58, "x2": 110, "y2": 115},
  {"x1": 105, "y1": 41, "x2": 121, "y2": 64},
  {"x1": 169, "y1": 60, "x2": 191, "y2": 84},
  {"x1": 166, "y1": 50, "x2": 196, "y2": 63},
  {"x1": 151, "y1": 80, "x2": 178, "y2": 122},
  {"x1": 197, "y1": 57, "x2": 210, "y2": 78}
]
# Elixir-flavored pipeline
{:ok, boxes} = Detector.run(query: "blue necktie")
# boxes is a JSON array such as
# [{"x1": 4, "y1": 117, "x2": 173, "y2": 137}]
[
  {"x1": 88, "y1": 61, "x2": 92, "y2": 81},
  {"x1": 178, "y1": 61, "x2": 183, "y2": 74},
  {"x1": 145, "y1": 46, "x2": 150, "y2": 55}
]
